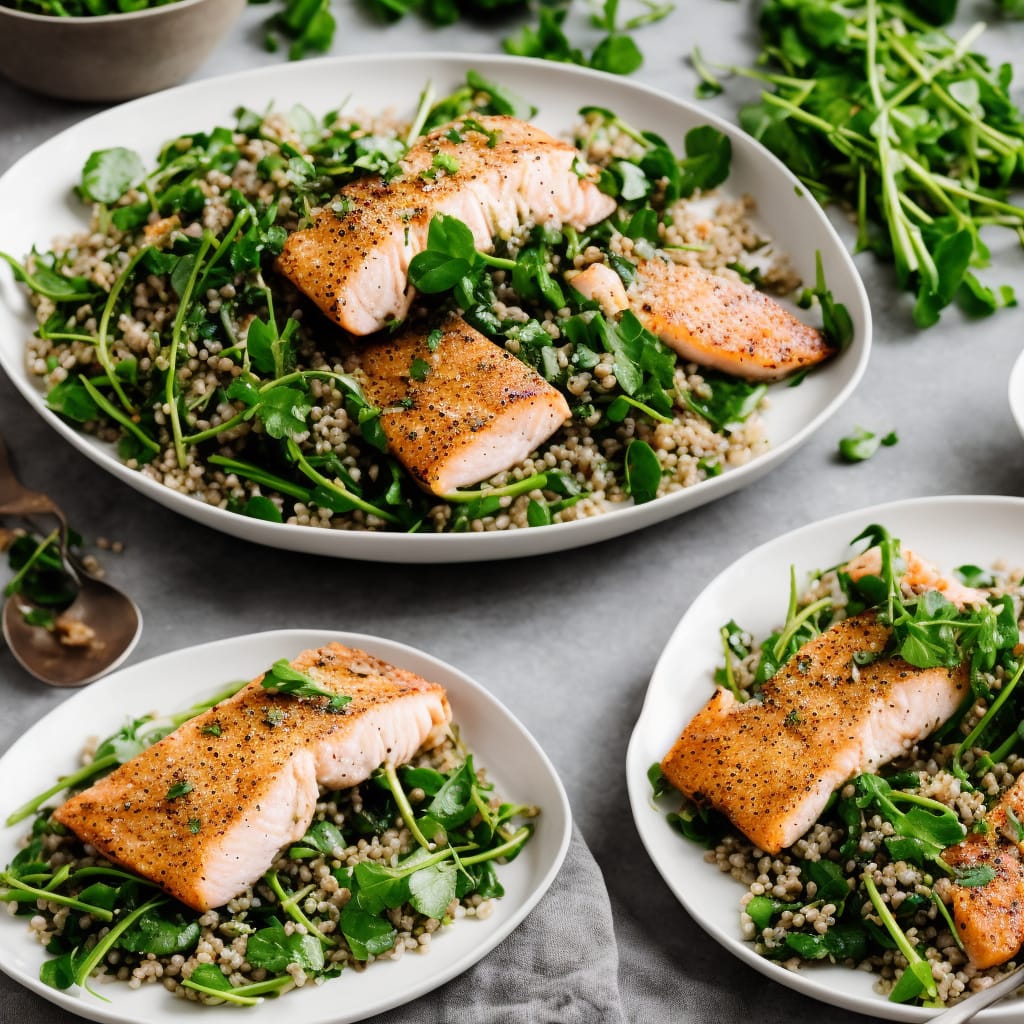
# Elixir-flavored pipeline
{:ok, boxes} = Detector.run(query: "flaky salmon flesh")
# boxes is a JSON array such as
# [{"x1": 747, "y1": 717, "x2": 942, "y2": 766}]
[
  {"x1": 570, "y1": 259, "x2": 833, "y2": 381},
  {"x1": 943, "y1": 776, "x2": 1024, "y2": 968},
  {"x1": 277, "y1": 115, "x2": 616, "y2": 336},
  {"x1": 358, "y1": 314, "x2": 570, "y2": 495},
  {"x1": 53, "y1": 644, "x2": 452, "y2": 912},
  {"x1": 661, "y1": 612, "x2": 968, "y2": 854}
]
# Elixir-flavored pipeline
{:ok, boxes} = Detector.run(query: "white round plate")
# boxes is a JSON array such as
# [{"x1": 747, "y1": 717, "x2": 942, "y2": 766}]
[
  {"x1": 0, "y1": 629, "x2": 571, "y2": 1023},
  {"x1": 0, "y1": 54, "x2": 870, "y2": 562},
  {"x1": 1009, "y1": 348, "x2": 1024, "y2": 440},
  {"x1": 626, "y1": 495, "x2": 1024, "y2": 1022}
]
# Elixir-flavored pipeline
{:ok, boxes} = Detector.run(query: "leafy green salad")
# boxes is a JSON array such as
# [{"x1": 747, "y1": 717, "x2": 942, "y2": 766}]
[
  {"x1": 0, "y1": 671, "x2": 536, "y2": 1005},
  {"x1": 651, "y1": 524, "x2": 1024, "y2": 1007},
  {"x1": 2, "y1": 71, "x2": 844, "y2": 535}
]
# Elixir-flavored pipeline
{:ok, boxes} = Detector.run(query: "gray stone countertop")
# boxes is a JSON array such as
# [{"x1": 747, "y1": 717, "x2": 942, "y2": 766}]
[{"x1": 1, "y1": 2, "x2": 1023, "y2": 1021}]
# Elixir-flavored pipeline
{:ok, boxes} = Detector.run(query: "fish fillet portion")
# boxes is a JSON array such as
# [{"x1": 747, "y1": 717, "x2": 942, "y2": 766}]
[
  {"x1": 359, "y1": 314, "x2": 570, "y2": 495},
  {"x1": 277, "y1": 115, "x2": 616, "y2": 336},
  {"x1": 661, "y1": 612, "x2": 968, "y2": 854},
  {"x1": 844, "y1": 546, "x2": 988, "y2": 609},
  {"x1": 53, "y1": 644, "x2": 452, "y2": 911},
  {"x1": 942, "y1": 777, "x2": 1024, "y2": 968},
  {"x1": 570, "y1": 259, "x2": 833, "y2": 381}
]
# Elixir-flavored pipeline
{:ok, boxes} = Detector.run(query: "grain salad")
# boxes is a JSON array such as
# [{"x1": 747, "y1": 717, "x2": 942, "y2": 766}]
[
  {"x1": 3, "y1": 71, "x2": 837, "y2": 536},
  {"x1": 0, "y1": 679, "x2": 537, "y2": 1006},
  {"x1": 651, "y1": 526, "x2": 1024, "y2": 1009}
]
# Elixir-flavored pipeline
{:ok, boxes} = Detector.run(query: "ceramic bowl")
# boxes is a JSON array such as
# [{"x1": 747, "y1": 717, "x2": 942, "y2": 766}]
[{"x1": 0, "y1": 0, "x2": 245, "y2": 102}]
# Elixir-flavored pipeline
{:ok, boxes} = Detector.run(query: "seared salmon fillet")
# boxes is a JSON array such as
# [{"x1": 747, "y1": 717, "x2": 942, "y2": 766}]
[
  {"x1": 53, "y1": 644, "x2": 452, "y2": 912},
  {"x1": 358, "y1": 314, "x2": 570, "y2": 495},
  {"x1": 277, "y1": 115, "x2": 616, "y2": 336},
  {"x1": 942, "y1": 776, "x2": 1024, "y2": 968},
  {"x1": 661, "y1": 612, "x2": 968, "y2": 854},
  {"x1": 570, "y1": 259, "x2": 832, "y2": 381}
]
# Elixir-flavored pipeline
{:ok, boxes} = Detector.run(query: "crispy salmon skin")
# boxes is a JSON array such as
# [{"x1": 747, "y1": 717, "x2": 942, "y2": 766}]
[
  {"x1": 277, "y1": 115, "x2": 616, "y2": 336},
  {"x1": 53, "y1": 644, "x2": 452, "y2": 912},
  {"x1": 661, "y1": 612, "x2": 968, "y2": 853}
]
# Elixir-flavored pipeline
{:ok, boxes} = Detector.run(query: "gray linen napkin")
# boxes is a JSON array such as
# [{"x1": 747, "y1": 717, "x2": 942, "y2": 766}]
[{"x1": 370, "y1": 825, "x2": 627, "y2": 1024}]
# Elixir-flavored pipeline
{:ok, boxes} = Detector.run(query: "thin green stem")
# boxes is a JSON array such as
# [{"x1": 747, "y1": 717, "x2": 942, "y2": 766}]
[
  {"x1": 80, "y1": 377, "x2": 160, "y2": 454},
  {"x1": 3, "y1": 528, "x2": 60, "y2": 599},
  {"x1": 952, "y1": 658, "x2": 1024, "y2": 781},
  {"x1": 206, "y1": 454, "x2": 312, "y2": 502},
  {"x1": 167, "y1": 232, "x2": 215, "y2": 469},
  {"x1": 94, "y1": 246, "x2": 152, "y2": 414},
  {"x1": 5, "y1": 752, "x2": 119, "y2": 826},
  {"x1": 286, "y1": 439, "x2": 400, "y2": 523},
  {"x1": 383, "y1": 761, "x2": 435, "y2": 851},
  {"x1": 263, "y1": 870, "x2": 336, "y2": 947},
  {"x1": 74, "y1": 896, "x2": 167, "y2": 991},
  {"x1": 0, "y1": 874, "x2": 115, "y2": 921},
  {"x1": 440, "y1": 471, "x2": 549, "y2": 504}
]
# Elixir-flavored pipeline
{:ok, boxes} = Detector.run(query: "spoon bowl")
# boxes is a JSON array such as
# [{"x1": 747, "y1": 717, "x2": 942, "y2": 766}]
[
  {"x1": 0, "y1": 436, "x2": 142, "y2": 687},
  {"x1": 2, "y1": 583, "x2": 142, "y2": 687}
]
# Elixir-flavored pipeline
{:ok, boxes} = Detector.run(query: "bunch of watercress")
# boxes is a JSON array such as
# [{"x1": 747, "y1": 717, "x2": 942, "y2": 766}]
[{"x1": 702, "y1": 0, "x2": 1024, "y2": 326}]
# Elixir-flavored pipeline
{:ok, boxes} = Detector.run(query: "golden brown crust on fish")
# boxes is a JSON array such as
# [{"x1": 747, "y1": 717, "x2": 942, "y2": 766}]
[
  {"x1": 359, "y1": 314, "x2": 570, "y2": 495},
  {"x1": 53, "y1": 644, "x2": 451, "y2": 912},
  {"x1": 570, "y1": 258, "x2": 833, "y2": 381},
  {"x1": 943, "y1": 776, "x2": 1024, "y2": 968},
  {"x1": 276, "y1": 115, "x2": 615, "y2": 336},
  {"x1": 661, "y1": 613, "x2": 968, "y2": 854}
]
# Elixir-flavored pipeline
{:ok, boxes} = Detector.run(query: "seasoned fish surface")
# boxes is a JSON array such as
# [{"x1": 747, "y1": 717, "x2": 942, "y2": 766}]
[
  {"x1": 661, "y1": 613, "x2": 967, "y2": 853},
  {"x1": 277, "y1": 115, "x2": 616, "y2": 336},
  {"x1": 53, "y1": 644, "x2": 452, "y2": 911},
  {"x1": 359, "y1": 314, "x2": 570, "y2": 495},
  {"x1": 943, "y1": 776, "x2": 1024, "y2": 968},
  {"x1": 570, "y1": 259, "x2": 832, "y2": 381}
]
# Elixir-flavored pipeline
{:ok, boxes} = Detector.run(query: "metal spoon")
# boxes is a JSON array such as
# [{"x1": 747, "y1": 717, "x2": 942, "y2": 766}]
[
  {"x1": 0, "y1": 436, "x2": 142, "y2": 687},
  {"x1": 927, "y1": 963, "x2": 1024, "y2": 1024}
]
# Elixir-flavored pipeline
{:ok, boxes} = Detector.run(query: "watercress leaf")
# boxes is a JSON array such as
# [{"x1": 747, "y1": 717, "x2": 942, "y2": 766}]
[
  {"x1": 255, "y1": 386, "x2": 311, "y2": 441},
  {"x1": 39, "y1": 951, "x2": 76, "y2": 991},
  {"x1": 407, "y1": 860, "x2": 457, "y2": 919},
  {"x1": 118, "y1": 910, "x2": 201, "y2": 956},
  {"x1": 407, "y1": 250, "x2": 473, "y2": 293},
  {"x1": 242, "y1": 496, "x2": 283, "y2": 523},
  {"x1": 624, "y1": 439, "x2": 661, "y2": 505},
  {"x1": 353, "y1": 861, "x2": 409, "y2": 914},
  {"x1": 426, "y1": 758, "x2": 477, "y2": 828},
  {"x1": 527, "y1": 499, "x2": 552, "y2": 527},
  {"x1": 187, "y1": 963, "x2": 233, "y2": 992},
  {"x1": 81, "y1": 147, "x2": 146, "y2": 205},
  {"x1": 678, "y1": 126, "x2": 732, "y2": 197},
  {"x1": 246, "y1": 925, "x2": 324, "y2": 973},
  {"x1": 590, "y1": 34, "x2": 643, "y2": 76},
  {"x1": 683, "y1": 375, "x2": 767, "y2": 431},
  {"x1": 46, "y1": 376, "x2": 101, "y2": 423},
  {"x1": 398, "y1": 766, "x2": 446, "y2": 796},
  {"x1": 245, "y1": 317, "x2": 277, "y2": 375},
  {"x1": 340, "y1": 903, "x2": 397, "y2": 960},
  {"x1": 838, "y1": 427, "x2": 885, "y2": 463}
]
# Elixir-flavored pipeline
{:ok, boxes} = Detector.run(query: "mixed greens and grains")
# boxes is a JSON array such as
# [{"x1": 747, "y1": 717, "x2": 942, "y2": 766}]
[
  {"x1": 651, "y1": 525, "x2": 1024, "y2": 1007},
  {"x1": 1, "y1": 72, "x2": 841, "y2": 535},
  {"x1": 1, "y1": 673, "x2": 534, "y2": 1004}
]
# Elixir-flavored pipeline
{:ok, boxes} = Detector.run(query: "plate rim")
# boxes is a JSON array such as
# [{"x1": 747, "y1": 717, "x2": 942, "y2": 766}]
[
  {"x1": 626, "y1": 493, "x2": 1024, "y2": 1023},
  {"x1": 0, "y1": 626, "x2": 573, "y2": 1024},
  {"x1": 0, "y1": 52, "x2": 871, "y2": 562}
]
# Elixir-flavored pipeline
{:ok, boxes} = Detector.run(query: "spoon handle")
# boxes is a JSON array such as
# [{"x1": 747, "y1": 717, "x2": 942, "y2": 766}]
[
  {"x1": 928, "y1": 963, "x2": 1024, "y2": 1024},
  {"x1": 0, "y1": 434, "x2": 62, "y2": 519}
]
